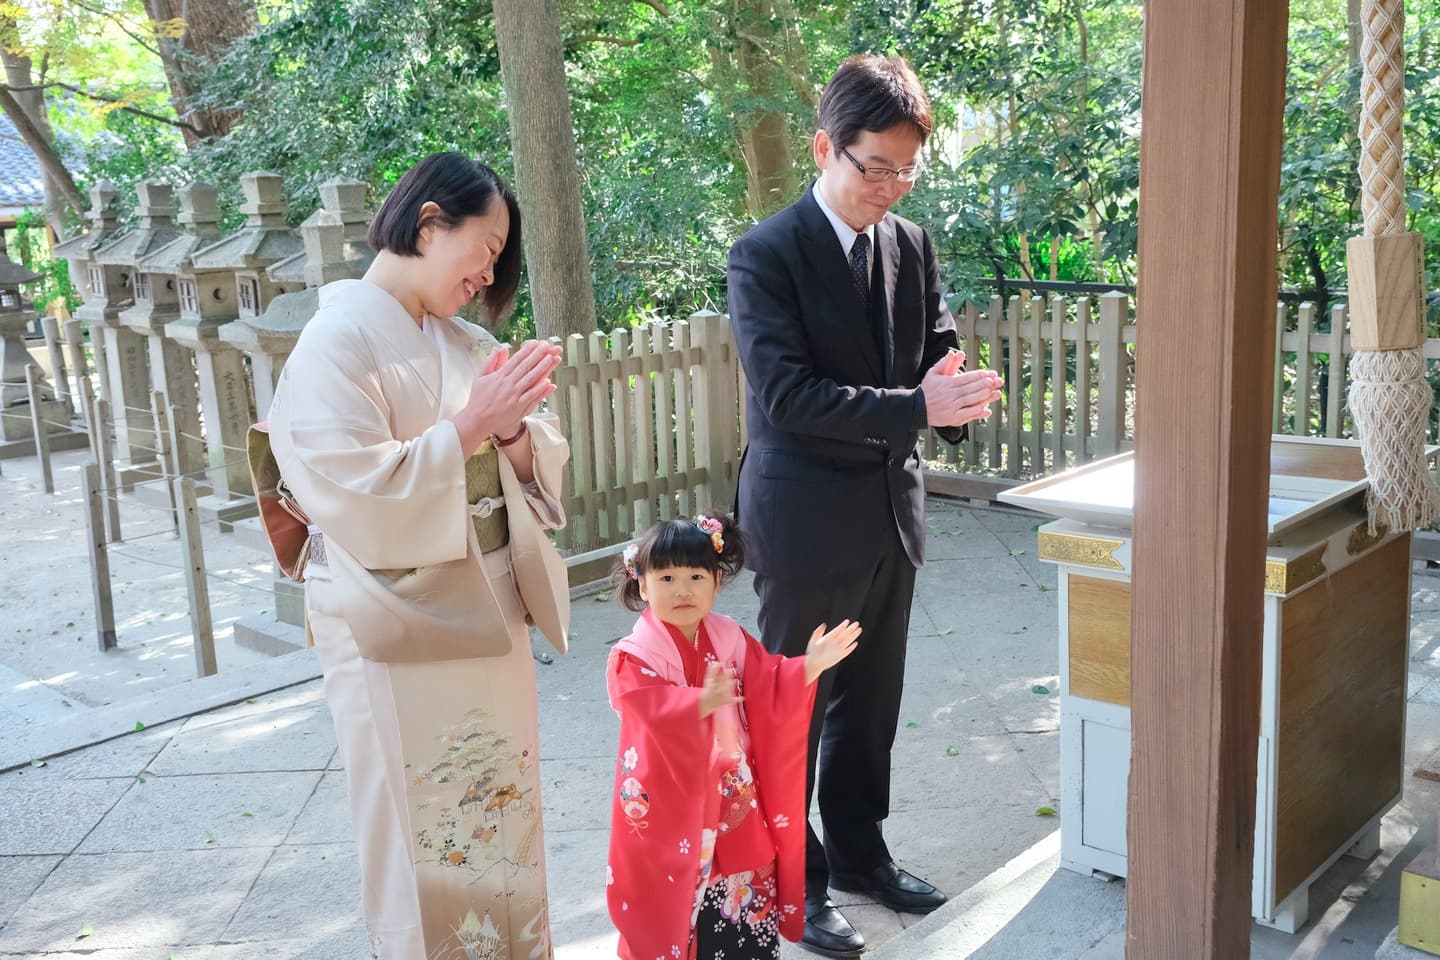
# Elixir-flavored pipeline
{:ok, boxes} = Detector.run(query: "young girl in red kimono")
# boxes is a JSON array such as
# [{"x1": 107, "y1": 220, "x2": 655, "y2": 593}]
[{"x1": 605, "y1": 514, "x2": 861, "y2": 960}]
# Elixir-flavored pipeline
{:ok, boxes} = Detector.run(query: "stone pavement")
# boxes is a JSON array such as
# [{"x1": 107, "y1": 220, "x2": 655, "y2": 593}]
[
  {"x1": 867, "y1": 560, "x2": 1440, "y2": 960},
  {"x1": 0, "y1": 447, "x2": 285, "y2": 721},
  {"x1": 0, "y1": 501, "x2": 1064, "y2": 958},
  {"x1": 9, "y1": 489, "x2": 1440, "y2": 959}
]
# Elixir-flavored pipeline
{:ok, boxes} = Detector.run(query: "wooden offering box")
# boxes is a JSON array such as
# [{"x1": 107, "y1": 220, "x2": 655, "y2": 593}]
[{"x1": 1000, "y1": 437, "x2": 1415, "y2": 933}]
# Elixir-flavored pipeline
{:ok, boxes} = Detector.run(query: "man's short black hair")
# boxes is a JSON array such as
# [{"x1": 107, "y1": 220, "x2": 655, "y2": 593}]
[
  {"x1": 368, "y1": 152, "x2": 523, "y2": 323},
  {"x1": 817, "y1": 55, "x2": 933, "y2": 151}
]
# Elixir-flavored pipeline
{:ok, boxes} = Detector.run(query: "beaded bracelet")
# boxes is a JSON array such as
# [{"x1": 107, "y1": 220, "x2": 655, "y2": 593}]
[{"x1": 494, "y1": 423, "x2": 528, "y2": 447}]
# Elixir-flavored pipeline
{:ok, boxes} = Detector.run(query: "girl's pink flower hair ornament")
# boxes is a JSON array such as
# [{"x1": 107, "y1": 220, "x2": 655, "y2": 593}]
[
  {"x1": 694, "y1": 516, "x2": 724, "y2": 554},
  {"x1": 622, "y1": 542, "x2": 641, "y2": 581}
]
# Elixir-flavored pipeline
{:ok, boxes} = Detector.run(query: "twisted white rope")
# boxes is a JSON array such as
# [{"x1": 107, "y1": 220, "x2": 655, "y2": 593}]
[
  {"x1": 1359, "y1": 0, "x2": 1407, "y2": 236},
  {"x1": 1348, "y1": 0, "x2": 1439, "y2": 532}
]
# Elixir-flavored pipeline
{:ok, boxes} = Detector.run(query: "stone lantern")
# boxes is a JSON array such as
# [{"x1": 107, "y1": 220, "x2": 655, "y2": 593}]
[
  {"x1": 223, "y1": 175, "x2": 373, "y2": 415},
  {"x1": 104, "y1": 181, "x2": 206, "y2": 481},
  {"x1": 162, "y1": 173, "x2": 298, "y2": 518},
  {"x1": 51, "y1": 181, "x2": 122, "y2": 365},
  {"x1": 0, "y1": 254, "x2": 73, "y2": 452},
  {"x1": 51, "y1": 181, "x2": 156, "y2": 483},
  {"x1": 143, "y1": 184, "x2": 228, "y2": 496},
  {"x1": 201, "y1": 172, "x2": 306, "y2": 324},
  {"x1": 223, "y1": 176, "x2": 372, "y2": 640}
]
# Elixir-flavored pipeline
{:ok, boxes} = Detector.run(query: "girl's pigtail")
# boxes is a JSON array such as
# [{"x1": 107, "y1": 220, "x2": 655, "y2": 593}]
[
  {"x1": 713, "y1": 512, "x2": 746, "y2": 581},
  {"x1": 614, "y1": 540, "x2": 648, "y2": 611},
  {"x1": 619, "y1": 575, "x2": 647, "y2": 612}
]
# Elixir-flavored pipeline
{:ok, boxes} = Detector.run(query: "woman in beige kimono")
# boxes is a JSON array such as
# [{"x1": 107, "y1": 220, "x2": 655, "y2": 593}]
[{"x1": 266, "y1": 153, "x2": 569, "y2": 960}]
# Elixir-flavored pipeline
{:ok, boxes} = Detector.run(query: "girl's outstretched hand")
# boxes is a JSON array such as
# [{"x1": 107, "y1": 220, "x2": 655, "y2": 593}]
[
  {"x1": 699, "y1": 662, "x2": 744, "y2": 719},
  {"x1": 804, "y1": 619, "x2": 861, "y2": 684}
]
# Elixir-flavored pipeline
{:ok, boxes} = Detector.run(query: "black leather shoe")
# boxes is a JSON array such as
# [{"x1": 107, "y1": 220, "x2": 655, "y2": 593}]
[
  {"x1": 800, "y1": 897, "x2": 865, "y2": 958},
  {"x1": 829, "y1": 862, "x2": 948, "y2": 914}
]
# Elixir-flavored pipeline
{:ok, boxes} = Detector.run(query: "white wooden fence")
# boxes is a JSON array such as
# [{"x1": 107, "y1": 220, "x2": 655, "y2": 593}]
[
  {"x1": 549, "y1": 310, "x2": 744, "y2": 553},
  {"x1": 924, "y1": 291, "x2": 1440, "y2": 479},
  {"x1": 557, "y1": 292, "x2": 1440, "y2": 551},
  {"x1": 922, "y1": 292, "x2": 1135, "y2": 477}
]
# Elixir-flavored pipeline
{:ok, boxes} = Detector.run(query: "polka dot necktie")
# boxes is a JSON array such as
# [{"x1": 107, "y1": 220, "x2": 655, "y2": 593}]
[{"x1": 851, "y1": 233, "x2": 871, "y2": 304}]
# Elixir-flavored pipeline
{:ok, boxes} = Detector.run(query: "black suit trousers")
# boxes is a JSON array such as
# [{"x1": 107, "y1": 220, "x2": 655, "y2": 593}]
[{"x1": 753, "y1": 525, "x2": 916, "y2": 901}]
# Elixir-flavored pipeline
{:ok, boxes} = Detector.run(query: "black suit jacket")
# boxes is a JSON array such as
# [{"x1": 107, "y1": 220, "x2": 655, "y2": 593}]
[{"x1": 727, "y1": 186, "x2": 961, "y2": 585}]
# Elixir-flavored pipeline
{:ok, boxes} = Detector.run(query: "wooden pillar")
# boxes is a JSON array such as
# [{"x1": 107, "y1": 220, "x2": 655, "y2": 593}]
[{"x1": 1127, "y1": 1, "x2": 1289, "y2": 956}]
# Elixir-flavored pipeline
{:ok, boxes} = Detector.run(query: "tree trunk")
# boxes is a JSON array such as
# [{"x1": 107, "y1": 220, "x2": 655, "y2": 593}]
[
  {"x1": 0, "y1": 44, "x2": 78, "y2": 229},
  {"x1": 1076, "y1": 0, "x2": 1107, "y2": 274},
  {"x1": 703, "y1": 0, "x2": 809, "y2": 218},
  {"x1": 1010, "y1": 97, "x2": 1034, "y2": 281},
  {"x1": 492, "y1": 0, "x2": 599, "y2": 339},
  {"x1": 999, "y1": 4, "x2": 1034, "y2": 281},
  {"x1": 142, "y1": 0, "x2": 257, "y2": 145},
  {"x1": 734, "y1": 0, "x2": 800, "y2": 217},
  {"x1": 991, "y1": 108, "x2": 1005, "y2": 228},
  {"x1": 739, "y1": 101, "x2": 796, "y2": 219},
  {"x1": 1347, "y1": 0, "x2": 1363, "y2": 67}
]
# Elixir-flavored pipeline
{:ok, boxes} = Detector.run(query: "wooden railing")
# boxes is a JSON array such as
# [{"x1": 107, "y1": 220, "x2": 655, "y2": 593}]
[
  {"x1": 923, "y1": 292, "x2": 1136, "y2": 477},
  {"x1": 924, "y1": 292, "x2": 1440, "y2": 481},
  {"x1": 549, "y1": 310, "x2": 743, "y2": 553},
  {"x1": 555, "y1": 293, "x2": 1440, "y2": 551}
]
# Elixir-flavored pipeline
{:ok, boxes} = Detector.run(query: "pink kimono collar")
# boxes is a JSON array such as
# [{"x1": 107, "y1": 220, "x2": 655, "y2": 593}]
[
  {"x1": 615, "y1": 608, "x2": 745, "y2": 682},
  {"x1": 615, "y1": 607, "x2": 749, "y2": 755}
]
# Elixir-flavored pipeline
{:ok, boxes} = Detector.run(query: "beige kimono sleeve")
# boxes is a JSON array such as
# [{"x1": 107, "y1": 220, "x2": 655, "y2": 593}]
[
  {"x1": 516, "y1": 413, "x2": 567, "y2": 531},
  {"x1": 268, "y1": 324, "x2": 469, "y2": 571}
]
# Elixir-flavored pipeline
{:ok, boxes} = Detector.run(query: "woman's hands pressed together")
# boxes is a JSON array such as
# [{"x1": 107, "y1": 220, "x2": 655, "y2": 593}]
[{"x1": 453, "y1": 339, "x2": 563, "y2": 456}]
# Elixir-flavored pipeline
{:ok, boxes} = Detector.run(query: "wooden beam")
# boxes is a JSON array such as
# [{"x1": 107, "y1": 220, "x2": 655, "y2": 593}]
[{"x1": 1127, "y1": 0, "x2": 1289, "y2": 955}]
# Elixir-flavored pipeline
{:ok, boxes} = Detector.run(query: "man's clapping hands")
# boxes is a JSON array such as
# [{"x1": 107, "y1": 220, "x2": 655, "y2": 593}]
[{"x1": 920, "y1": 348, "x2": 1003, "y2": 429}]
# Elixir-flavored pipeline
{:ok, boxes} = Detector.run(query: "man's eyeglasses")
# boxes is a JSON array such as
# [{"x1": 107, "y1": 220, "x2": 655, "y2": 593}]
[{"x1": 837, "y1": 144, "x2": 923, "y2": 184}]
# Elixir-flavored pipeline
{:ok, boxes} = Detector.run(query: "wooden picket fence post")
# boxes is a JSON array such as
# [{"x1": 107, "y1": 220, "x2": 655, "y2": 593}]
[
  {"x1": 24, "y1": 365, "x2": 53, "y2": 493},
  {"x1": 174, "y1": 476, "x2": 218, "y2": 678},
  {"x1": 691, "y1": 311, "x2": 735, "y2": 512},
  {"x1": 1272, "y1": 302, "x2": 1288, "y2": 432},
  {"x1": 81, "y1": 462, "x2": 117, "y2": 651},
  {"x1": 81, "y1": 382, "x2": 123, "y2": 543},
  {"x1": 545, "y1": 313, "x2": 747, "y2": 553},
  {"x1": 151, "y1": 391, "x2": 179, "y2": 532},
  {"x1": 1094, "y1": 290, "x2": 1128, "y2": 459},
  {"x1": 63, "y1": 318, "x2": 89, "y2": 428},
  {"x1": 39, "y1": 315, "x2": 71, "y2": 415}
]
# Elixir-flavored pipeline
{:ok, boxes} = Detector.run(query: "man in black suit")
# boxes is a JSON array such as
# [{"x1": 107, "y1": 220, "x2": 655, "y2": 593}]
[{"x1": 727, "y1": 55, "x2": 1004, "y2": 958}]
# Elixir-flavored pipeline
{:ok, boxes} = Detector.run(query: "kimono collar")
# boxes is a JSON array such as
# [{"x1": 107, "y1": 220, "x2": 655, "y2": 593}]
[
  {"x1": 318, "y1": 278, "x2": 478, "y2": 422},
  {"x1": 614, "y1": 608, "x2": 750, "y2": 758},
  {"x1": 617, "y1": 608, "x2": 745, "y2": 686},
  {"x1": 320, "y1": 277, "x2": 418, "y2": 327}
]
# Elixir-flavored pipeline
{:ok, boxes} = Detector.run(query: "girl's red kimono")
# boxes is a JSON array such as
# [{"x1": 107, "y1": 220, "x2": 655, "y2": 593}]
[{"x1": 605, "y1": 608, "x2": 816, "y2": 960}]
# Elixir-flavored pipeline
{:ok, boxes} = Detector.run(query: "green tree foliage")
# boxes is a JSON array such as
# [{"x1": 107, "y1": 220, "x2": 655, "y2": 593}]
[
  {"x1": 1279, "y1": 1, "x2": 1440, "y2": 309},
  {"x1": 888, "y1": 1, "x2": 1143, "y2": 295},
  {"x1": 10, "y1": 209, "x2": 78, "y2": 309},
  {"x1": 3, "y1": 0, "x2": 181, "y2": 224},
  {"x1": 187, "y1": 0, "x2": 507, "y2": 211},
  {"x1": 561, "y1": 0, "x2": 852, "y2": 325},
  {"x1": 18, "y1": 0, "x2": 1440, "y2": 329}
]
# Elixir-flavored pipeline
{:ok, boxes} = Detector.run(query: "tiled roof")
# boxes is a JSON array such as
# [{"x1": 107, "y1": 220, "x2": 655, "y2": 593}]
[
  {"x1": 0, "y1": 255, "x2": 42, "y2": 285},
  {"x1": 265, "y1": 242, "x2": 374, "y2": 285},
  {"x1": 0, "y1": 115, "x2": 45, "y2": 211},
  {"x1": 136, "y1": 233, "x2": 227, "y2": 274},
  {"x1": 0, "y1": 114, "x2": 46, "y2": 210}
]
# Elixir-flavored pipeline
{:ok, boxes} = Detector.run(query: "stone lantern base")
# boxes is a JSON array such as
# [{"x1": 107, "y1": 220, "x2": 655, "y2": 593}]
[
  {"x1": 0, "y1": 395, "x2": 79, "y2": 447},
  {"x1": 0, "y1": 311, "x2": 90, "y2": 456}
]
